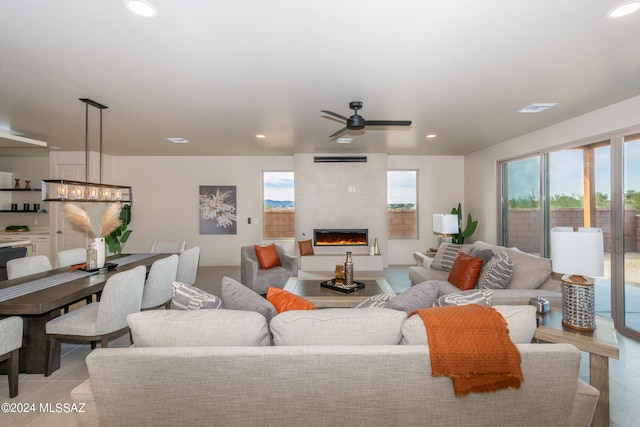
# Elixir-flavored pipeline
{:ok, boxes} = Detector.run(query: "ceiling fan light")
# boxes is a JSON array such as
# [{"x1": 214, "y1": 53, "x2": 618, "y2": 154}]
[{"x1": 126, "y1": 0, "x2": 157, "y2": 18}]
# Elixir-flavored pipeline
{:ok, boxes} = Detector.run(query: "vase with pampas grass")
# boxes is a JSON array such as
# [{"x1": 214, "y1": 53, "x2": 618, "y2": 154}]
[{"x1": 63, "y1": 202, "x2": 124, "y2": 268}]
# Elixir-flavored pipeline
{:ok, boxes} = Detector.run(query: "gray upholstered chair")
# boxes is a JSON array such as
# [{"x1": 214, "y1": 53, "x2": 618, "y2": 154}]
[
  {"x1": 44, "y1": 265, "x2": 147, "y2": 376},
  {"x1": 0, "y1": 246, "x2": 28, "y2": 281},
  {"x1": 240, "y1": 244, "x2": 298, "y2": 294},
  {"x1": 141, "y1": 254, "x2": 179, "y2": 310},
  {"x1": 56, "y1": 248, "x2": 96, "y2": 311},
  {"x1": 56, "y1": 247, "x2": 87, "y2": 267},
  {"x1": 150, "y1": 240, "x2": 186, "y2": 253},
  {"x1": 0, "y1": 316, "x2": 23, "y2": 398},
  {"x1": 6, "y1": 255, "x2": 52, "y2": 280},
  {"x1": 176, "y1": 246, "x2": 200, "y2": 285}
]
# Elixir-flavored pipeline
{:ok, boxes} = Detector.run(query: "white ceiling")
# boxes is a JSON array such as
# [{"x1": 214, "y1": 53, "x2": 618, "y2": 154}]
[{"x1": 1, "y1": 1, "x2": 640, "y2": 157}]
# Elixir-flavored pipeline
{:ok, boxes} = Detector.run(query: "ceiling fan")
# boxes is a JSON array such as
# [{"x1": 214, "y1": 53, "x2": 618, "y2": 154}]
[{"x1": 321, "y1": 101, "x2": 412, "y2": 138}]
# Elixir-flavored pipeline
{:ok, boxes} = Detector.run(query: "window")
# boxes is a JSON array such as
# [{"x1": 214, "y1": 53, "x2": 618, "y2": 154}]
[
  {"x1": 387, "y1": 170, "x2": 417, "y2": 238},
  {"x1": 263, "y1": 171, "x2": 294, "y2": 239}
]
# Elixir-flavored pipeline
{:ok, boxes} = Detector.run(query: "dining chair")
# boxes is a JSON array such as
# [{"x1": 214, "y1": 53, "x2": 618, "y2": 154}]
[
  {"x1": 56, "y1": 247, "x2": 96, "y2": 311},
  {"x1": 141, "y1": 254, "x2": 179, "y2": 310},
  {"x1": 150, "y1": 240, "x2": 186, "y2": 253},
  {"x1": 56, "y1": 247, "x2": 87, "y2": 268},
  {"x1": 6, "y1": 255, "x2": 52, "y2": 280},
  {"x1": 0, "y1": 316, "x2": 23, "y2": 398},
  {"x1": 44, "y1": 265, "x2": 147, "y2": 377},
  {"x1": 176, "y1": 246, "x2": 200, "y2": 285},
  {"x1": 0, "y1": 246, "x2": 28, "y2": 281}
]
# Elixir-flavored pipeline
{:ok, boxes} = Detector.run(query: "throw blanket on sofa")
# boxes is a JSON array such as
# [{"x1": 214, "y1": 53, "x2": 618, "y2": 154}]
[{"x1": 412, "y1": 305, "x2": 523, "y2": 397}]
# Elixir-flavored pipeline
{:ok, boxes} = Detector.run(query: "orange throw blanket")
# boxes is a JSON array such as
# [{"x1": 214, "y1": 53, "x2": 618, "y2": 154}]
[{"x1": 412, "y1": 305, "x2": 523, "y2": 397}]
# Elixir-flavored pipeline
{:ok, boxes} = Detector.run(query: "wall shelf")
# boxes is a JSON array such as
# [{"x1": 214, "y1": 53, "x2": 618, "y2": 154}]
[
  {"x1": 0, "y1": 210, "x2": 47, "y2": 213},
  {"x1": 0, "y1": 188, "x2": 46, "y2": 213}
]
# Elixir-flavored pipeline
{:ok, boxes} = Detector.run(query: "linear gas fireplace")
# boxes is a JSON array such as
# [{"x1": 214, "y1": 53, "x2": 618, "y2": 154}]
[{"x1": 313, "y1": 229, "x2": 368, "y2": 246}]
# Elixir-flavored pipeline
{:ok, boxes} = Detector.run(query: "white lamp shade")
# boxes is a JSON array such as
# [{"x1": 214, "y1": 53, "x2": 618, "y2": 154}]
[
  {"x1": 550, "y1": 227, "x2": 604, "y2": 277},
  {"x1": 433, "y1": 214, "x2": 459, "y2": 234}
]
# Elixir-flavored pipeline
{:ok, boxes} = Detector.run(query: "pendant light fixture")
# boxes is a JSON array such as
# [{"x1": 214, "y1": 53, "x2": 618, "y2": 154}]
[{"x1": 42, "y1": 98, "x2": 132, "y2": 203}]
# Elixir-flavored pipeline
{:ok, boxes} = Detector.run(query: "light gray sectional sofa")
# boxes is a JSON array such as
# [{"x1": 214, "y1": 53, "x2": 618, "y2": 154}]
[
  {"x1": 409, "y1": 241, "x2": 563, "y2": 307},
  {"x1": 71, "y1": 305, "x2": 598, "y2": 426}
]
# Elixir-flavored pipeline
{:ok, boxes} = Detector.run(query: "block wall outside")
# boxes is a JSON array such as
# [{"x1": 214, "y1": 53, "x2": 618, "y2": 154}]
[
  {"x1": 264, "y1": 209, "x2": 417, "y2": 240},
  {"x1": 387, "y1": 209, "x2": 417, "y2": 238},
  {"x1": 507, "y1": 208, "x2": 638, "y2": 253},
  {"x1": 263, "y1": 209, "x2": 295, "y2": 239}
]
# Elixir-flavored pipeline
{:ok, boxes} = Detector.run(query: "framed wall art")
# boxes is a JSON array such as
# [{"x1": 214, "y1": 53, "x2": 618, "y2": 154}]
[{"x1": 199, "y1": 185, "x2": 237, "y2": 235}]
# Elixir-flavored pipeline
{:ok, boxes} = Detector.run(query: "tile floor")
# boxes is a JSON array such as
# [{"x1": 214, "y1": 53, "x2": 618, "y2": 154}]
[{"x1": 1, "y1": 265, "x2": 639, "y2": 426}]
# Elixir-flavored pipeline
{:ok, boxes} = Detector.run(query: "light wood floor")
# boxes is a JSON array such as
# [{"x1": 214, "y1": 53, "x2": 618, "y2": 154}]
[{"x1": 1, "y1": 265, "x2": 639, "y2": 426}]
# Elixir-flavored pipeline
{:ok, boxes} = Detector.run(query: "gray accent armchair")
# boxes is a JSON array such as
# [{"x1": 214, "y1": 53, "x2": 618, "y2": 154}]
[{"x1": 240, "y1": 244, "x2": 298, "y2": 294}]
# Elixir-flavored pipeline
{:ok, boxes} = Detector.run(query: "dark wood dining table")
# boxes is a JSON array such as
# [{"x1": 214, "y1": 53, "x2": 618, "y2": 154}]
[{"x1": 0, "y1": 253, "x2": 169, "y2": 374}]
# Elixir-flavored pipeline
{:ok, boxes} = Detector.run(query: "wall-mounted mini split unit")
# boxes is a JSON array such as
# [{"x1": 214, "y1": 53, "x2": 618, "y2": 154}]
[{"x1": 313, "y1": 156, "x2": 367, "y2": 163}]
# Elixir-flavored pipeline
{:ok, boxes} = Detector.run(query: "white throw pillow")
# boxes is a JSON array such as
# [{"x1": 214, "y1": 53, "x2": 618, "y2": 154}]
[
  {"x1": 270, "y1": 308, "x2": 406, "y2": 345},
  {"x1": 127, "y1": 309, "x2": 271, "y2": 347}
]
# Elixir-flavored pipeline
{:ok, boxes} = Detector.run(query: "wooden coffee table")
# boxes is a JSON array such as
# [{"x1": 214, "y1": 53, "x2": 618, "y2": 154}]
[
  {"x1": 283, "y1": 276, "x2": 396, "y2": 308},
  {"x1": 534, "y1": 309, "x2": 619, "y2": 427}
]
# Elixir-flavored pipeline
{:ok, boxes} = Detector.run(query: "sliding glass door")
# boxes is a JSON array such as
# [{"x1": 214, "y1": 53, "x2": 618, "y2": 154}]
[
  {"x1": 622, "y1": 133, "x2": 640, "y2": 333},
  {"x1": 501, "y1": 156, "x2": 542, "y2": 255},
  {"x1": 500, "y1": 129, "x2": 640, "y2": 338},
  {"x1": 548, "y1": 141, "x2": 612, "y2": 317}
]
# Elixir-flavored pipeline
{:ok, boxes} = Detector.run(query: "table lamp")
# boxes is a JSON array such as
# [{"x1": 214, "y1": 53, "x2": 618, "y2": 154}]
[
  {"x1": 550, "y1": 226, "x2": 604, "y2": 331},
  {"x1": 433, "y1": 214, "x2": 459, "y2": 247}
]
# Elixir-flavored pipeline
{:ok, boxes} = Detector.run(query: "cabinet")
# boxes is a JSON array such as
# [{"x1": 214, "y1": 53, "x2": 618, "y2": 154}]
[
  {"x1": 0, "y1": 189, "x2": 48, "y2": 213},
  {"x1": 0, "y1": 234, "x2": 51, "y2": 259}
]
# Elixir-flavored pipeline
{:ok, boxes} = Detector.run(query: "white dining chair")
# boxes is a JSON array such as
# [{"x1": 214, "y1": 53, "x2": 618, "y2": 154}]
[
  {"x1": 56, "y1": 247, "x2": 97, "y2": 311},
  {"x1": 56, "y1": 247, "x2": 87, "y2": 267},
  {"x1": 6, "y1": 255, "x2": 52, "y2": 280},
  {"x1": 176, "y1": 246, "x2": 200, "y2": 285},
  {"x1": 150, "y1": 240, "x2": 186, "y2": 253},
  {"x1": 0, "y1": 316, "x2": 23, "y2": 398},
  {"x1": 44, "y1": 265, "x2": 147, "y2": 376},
  {"x1": 141, "y1": 254, "x2": 179, "y2": 310}
]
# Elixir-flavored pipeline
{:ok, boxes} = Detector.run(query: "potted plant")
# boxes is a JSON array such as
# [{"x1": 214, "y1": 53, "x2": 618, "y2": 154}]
[
  {"x1": 451, "y1": 203, "x2": 478, "y2": 244},
  {"x1": 105, "y1": 204, "x2": 132, "y2": 254}
]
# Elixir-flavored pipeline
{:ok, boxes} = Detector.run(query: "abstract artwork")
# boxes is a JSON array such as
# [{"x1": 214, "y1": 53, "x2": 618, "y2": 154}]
[{"x1": 199, "y1": 185, "x2": 237, "y2": 234}]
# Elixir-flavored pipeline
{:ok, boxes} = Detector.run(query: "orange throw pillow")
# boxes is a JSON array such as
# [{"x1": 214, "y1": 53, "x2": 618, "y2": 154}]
[
  {"x1": 254, "y1": 243, "x2": 281, "y2": 269},
  {"x1": 267, "y1": 287, "x2": 317, "y2": 313},
  {"x1": 298, "y1": 239, "x2": 314, "y2": 256},
  {"x1": 448, "y1": 252, "x2": 484, "y2": 291}
]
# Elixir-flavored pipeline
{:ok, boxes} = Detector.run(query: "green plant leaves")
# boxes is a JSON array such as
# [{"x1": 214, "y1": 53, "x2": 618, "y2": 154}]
[
  {"x1": 450, "y1": 203, "x2": 477, "y2": 244},
  {"x1": 106, "y1": 204, "x2": 132, "y2": 254}
]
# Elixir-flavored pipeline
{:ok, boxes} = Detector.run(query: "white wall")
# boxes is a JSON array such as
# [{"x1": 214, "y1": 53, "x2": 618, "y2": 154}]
[
  {"x1": 387, "y1": 155, "x2": 465, "y2": 264},
  {"x1": 41, "y1": 152, "x2": 464, "y2": 267},
  {"x1": 465, "y1": 94, "x2": 640, "y2": 244},
  {"x1": 109, "y1": 154, "x2": 465, "y2": 266},
  {"x1": 112, "y1": 156, "x2": 293, "y2": 265}
]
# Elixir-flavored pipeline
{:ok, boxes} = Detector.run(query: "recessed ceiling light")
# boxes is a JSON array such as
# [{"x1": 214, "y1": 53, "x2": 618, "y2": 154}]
[
  {"x1": 125, "y1": 0, "x2": 157, "y2": 18},
  {"x1": 608, "y1": 1, "x2": 640, "y2": 18},
  {"x1": 165, "y1": 137, "x2": 189, "y2": 144},
  {"x1": 337, "y1": 137, "x2": 353, "y2": 144},
  {"x1": 517, "y1": 103, "x2": 558, "y2": 113},
  {"x1": 256, "y1": 134, "x2": 266, "y2": 139},
  {"x1": 426, "y1": 134, "x2": 437, "y2": 139}
]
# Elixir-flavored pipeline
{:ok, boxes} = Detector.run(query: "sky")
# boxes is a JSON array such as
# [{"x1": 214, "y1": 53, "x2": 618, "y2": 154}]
[
  {"x1": 263, "y1": 171, "x2": 294, "y2": 201},
  {"x1": 508, "y1": 141, "x2": 640, "y2": 198},
  {"x1": 387, "y1": 171, "x2": 417, "y2": 204}
]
